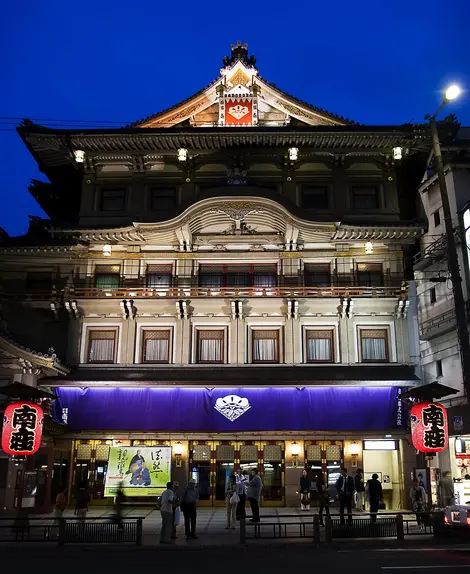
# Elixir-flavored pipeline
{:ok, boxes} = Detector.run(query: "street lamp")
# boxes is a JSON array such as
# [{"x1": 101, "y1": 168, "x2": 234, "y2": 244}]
[{"x1": 426, "y1": 85, "x2": 470, "y2": 397}]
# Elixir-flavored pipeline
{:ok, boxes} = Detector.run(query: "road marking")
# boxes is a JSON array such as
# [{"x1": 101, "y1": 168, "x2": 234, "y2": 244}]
[{"x1": 382, "y1": 567, "x2": 470, "y2": 571}]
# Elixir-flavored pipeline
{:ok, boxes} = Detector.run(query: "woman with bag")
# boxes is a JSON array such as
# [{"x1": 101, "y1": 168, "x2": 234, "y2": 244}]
[
  {"x1": 225, "y1": 474, "x2": 239, "y2": 529},
  {"x1": 410, "y1": 478, "x2": 428, "y2": 529},
  {"x1": 316, "y1": 472, "x2": 330, "y2": 526}
]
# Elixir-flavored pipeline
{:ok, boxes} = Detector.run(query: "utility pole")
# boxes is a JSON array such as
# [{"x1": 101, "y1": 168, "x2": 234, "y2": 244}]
[{"x1": 427, "y1": 85, "x2": 470, "y2": 399}]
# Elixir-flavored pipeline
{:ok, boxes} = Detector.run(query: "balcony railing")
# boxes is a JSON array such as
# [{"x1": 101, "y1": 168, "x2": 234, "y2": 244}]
[
  {"x1": 413, "y1": 234, "x2": 448, "y2": 270},
  {"x1": 419, "y1": 308, "x2": 456, "y2": 339}
]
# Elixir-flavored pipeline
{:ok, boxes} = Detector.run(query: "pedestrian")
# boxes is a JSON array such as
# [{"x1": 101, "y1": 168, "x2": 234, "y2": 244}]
[
  {"x1": 181, "y1": 479, "x2": 199, "y2": 539},
  {"x1": 336, "y1": 467, "x2": 354, "y2": 525},
  {"x1": 55, "y1": 486, "x2": 67, "y2": 524},
  {"x1": 236, "y1": 469, "x2": 248, "y2": 520},
  {"x1": 354, "y1": 469, "x2": 366, "y2": 512},
  {"x1": 225, "y1": 474, "x2": 238, "y2": 529},
  {"x1": 113, "y1": 482, "x2": 125, "y2": 530},
  {"x1": 410, "y1": 478, "x2": 428, "y2": 529},
  {"x1": 247, "y1": 468, "x2": 262, "y2": 523},
  {"x1": 366, "y1": 473, "x2": 383, "y2": 522},
  {"x1": 316, "y1": 472, "x2": 330, "y2": 526},
  {"x1": 440, "y1": 471, "x2": 455, "y2": 507},
  {"x1": 160, "y1": 481, "x2": 175, "y2": 544},
  {"x1": 75, "y1": 482, "x2": 89, "y2": 520},
  {"x1": 171, "y1": 482, "x2": 181, "y2": 540},
  {"x1": 299, "y1": 469, "x2": 311, "y2": 511}
]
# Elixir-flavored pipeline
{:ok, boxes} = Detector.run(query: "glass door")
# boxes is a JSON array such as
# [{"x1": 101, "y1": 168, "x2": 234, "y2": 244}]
[{"x1": 261, "y1": 442, "x2": 284, "y2": 506}]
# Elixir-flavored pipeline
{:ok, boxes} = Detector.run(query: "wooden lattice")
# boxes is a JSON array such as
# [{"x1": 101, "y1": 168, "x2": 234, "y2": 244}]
[
  {"x1": 95, "y1": 265, "x2": 121, "y2": 274},
  {"x1": 325, "y1": 445, "x2": 341, "y2": 461},
  {"x1": 95, "y1": 445, "x2": 110, "y2": 461},
  {"x1": 307, "y1": 444, "x2": 322, "y2": 461},
  {"x1": 240, "y1": 445, "x2": 258, "y2": 461},
  {"x1": 361, "y1": 329, "x2": 387, "y2": 339},
  {"x1": 306, "y1": 330, "x2": 333, "y2": 340},
  {"x1": 76, "y1": 444, "x2": 92, "y2": 460},
  {"x1": 192, "y1": 444, "x2": 211, "y2": 461},
  {"x1": 89, "y1": 330, "x2": 116, "y2": 340},
  {"x1": 147, "y1": 264, "x2": 173, "y2": 273},
  {"x1": 144, "y1": 330, "x2": 170, "y2": 340},
  {"x1": 357, "y1": 263, "x2": 382, "y2": 272},
  {"x1": 198, "y1": 330, "x2": 224, "y2": 340},
  {"x1": 216, "y1": 445, "x2": 235, "y2": 462},
  {"x1": 263, "y1": 444, "x2": 282, "y2": 461},
  {"x1": 253, "y1": 330, "x2": 278, "y2": 340}
]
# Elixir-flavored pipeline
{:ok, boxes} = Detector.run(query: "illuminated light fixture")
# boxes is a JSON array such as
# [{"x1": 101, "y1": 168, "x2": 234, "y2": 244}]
[
  {"x1": 74, "y1": 149, "x2": 85, "y2": 163},
  {"x1": 393, "y1": 147, "x2": 402, "y2": 160},
  {"x1": 178, "y1": 148, "x2": 188, "y2": 162},
  {"x1": 174, "y1": 441, "x2": 183, "y2": 467},
  {"x1": 456, "y1": 438, "x2": 463, "y2": 454},
  {"x1": 103, "y1": 244, "x2": 112, "y2": 257},
  {"x1": 291, "y1": 441, "x2": 300, "y2": 467},
  {"x1": 350, "y1": 441, "x2": 360, "y2": 457},
  {"x1": 445, "y1": 84, "x2": 462, "y2": 101},
  {"x1": 288, "y1": 147, "x2": 299, "y2": 161},
  {"x1": 364, "y1": 241, "x2": 374, "y2": 254}
]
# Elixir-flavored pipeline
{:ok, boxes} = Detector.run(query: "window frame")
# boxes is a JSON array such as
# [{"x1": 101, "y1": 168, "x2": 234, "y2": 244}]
[
  {"x1": 301, "y1": 186, "x2": 329, "y2": 210},
  {"x1": 359, "y1": 328, "x2": 389, "y2": 363},
  {"x1": 196, "y1": 329, "x2": 225, "y2": 364},
  {"x1": 351, "y1": 185, "x2": 380, "y2": 210},
  {"x1": 86, "y1": 329, "x2": 118, "y2": 364},
  {"x1": 94, "y1": 265, "x2": 121, "y2": 289},
  {"x1": 433, "y1": 209, "x2": 441, "y2": 227},
  {"x1": 146, "y1": 264, "x2": 173, "y2": 288},
  {"x1": 356, "y1": 263, "x2": 384, "y2": 287},
  {"x1": 430, "y1": 287, "x2": 437, "y2": 304},
  {"x1": 252, "y1": 329, "x2": 280, "y2": 364},
  {"x1": 305, "y1": 329, "x2": 335, "y2": 363},
  {"x1": 149, "y1": 187, "x2": 178, "y2": 212},
  {"x1": 304, "y1": 263, "x2": 331, "y2": 287},
  {"x1": 100, "y1": 188, "x2": 127, "y2": 212},
  {"x1": 141, "y1": 329, "x2": 171, "y2": 364},
  {"x1": 198, "y1": 264, "x2": 278, "y2": 288},
  {"x1": 436, "y1": 359, "x2": 443, "y2": 378}
]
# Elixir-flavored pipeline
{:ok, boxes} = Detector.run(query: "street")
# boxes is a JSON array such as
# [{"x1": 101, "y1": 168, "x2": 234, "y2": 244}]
[{"x1": 3, "y1": 544, "x2": 470, "y2": 573}]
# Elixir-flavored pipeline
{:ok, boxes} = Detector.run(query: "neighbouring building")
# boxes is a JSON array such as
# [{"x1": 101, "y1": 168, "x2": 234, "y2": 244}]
[
  {"x1": 414, "y1": 126, "x2": 470, "y2": 505},
  {"x1": 0, "y1": 42, "x2": 431, "y2": 512}
]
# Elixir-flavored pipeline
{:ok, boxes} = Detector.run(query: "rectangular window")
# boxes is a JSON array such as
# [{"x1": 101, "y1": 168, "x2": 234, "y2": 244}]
[
  {"x1": 304, "y1": 263, "x2": 331, "y2": 286},
  {"x1": 252, "y1": 330, "x2": 279, "y2": 363},
  {"x1": 357, "y1": 263, "x2": 383, "y2": 287},
  {"x1": 351, "y1": 185, "x2": 379, "y2": 209},
  {"x1": 94, "y1": 265, "x2": 121, "y2": 289},
  {"x1": 100, "y1": 188, "x2": 126, "y2": 211},
  {"x1": 360, "y1": 329, "x2": 389, "y2": 362},
  {"x1": 430, "y1": 287, "x2": 437, "y2": 304},
  {"x1": 197, "y1": 330, "x2": 224, "y2": 363},
  {"x1": 436, "y1": 359, "x2": 443, "y2": 378},
  {"x1": 433, "y1": 210, "x2": 441, "y2": 227},
  {"x1": 199, "y1": 265, "x2": 277, "y2": 288},
  {"x1": 87, "y1": 330, "x2": 116, "y2": 363},
  {"x1": 142, "y1": 330, "x2": 170, "y2": 363},
  {"x1": 150, "y1": 188, "x2": 177, "y2": 211},
  {"x1": 302, "y1": 186, "x2": 329, "y2": 209},
  {"x1": 306, "y1": 330, "x2": 334, "y2": 362},
  {"x1": 146, "y1": 264, "x2": 172, "y2": 288}
]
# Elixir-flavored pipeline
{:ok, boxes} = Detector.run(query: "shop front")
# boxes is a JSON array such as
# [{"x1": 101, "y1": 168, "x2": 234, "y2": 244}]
[{"x1": 53, "y1": 386, "x2": 412, "y2": 508}]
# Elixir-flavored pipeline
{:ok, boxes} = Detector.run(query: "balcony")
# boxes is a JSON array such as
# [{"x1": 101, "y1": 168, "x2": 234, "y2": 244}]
[
  {"x1": 0, "y1": 273, "x2": 406, "y2": 301},
  {"x1": 414, "y1": 234, "x2": 447, "y2": 271},
  {"x1": 419, "y1": 308, "x2": 456, "y2": 340}
]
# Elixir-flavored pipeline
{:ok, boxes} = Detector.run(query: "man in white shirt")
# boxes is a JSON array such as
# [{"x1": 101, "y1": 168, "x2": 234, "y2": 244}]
[{"x1": 160, "y1": 482, "x2": 175, "y2": 544}]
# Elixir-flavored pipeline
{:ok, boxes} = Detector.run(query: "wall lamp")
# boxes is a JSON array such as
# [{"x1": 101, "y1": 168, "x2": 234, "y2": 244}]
[
  {"x1": 291, "y1": 441, "x2": 300, "y2": 467},
  {"x1": 174, "y1": 441, "x2": 183, "y2": 467}
]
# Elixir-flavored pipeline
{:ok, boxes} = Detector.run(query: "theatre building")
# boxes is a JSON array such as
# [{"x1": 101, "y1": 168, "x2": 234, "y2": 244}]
[{"x1": 0, "y1": 43, "x2": 429, "y2": 510}]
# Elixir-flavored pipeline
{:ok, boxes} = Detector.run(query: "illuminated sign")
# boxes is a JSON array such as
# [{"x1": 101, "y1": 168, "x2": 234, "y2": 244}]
[
  {"x1": 411, "y1": 402, "x2": 448, "y2": 453},
  {"x1": 2, "y1": 402, "x2": 44, "y2": 456},
  {"x1": 363, "y1": 440, "x2": 397, "y2": 450}
]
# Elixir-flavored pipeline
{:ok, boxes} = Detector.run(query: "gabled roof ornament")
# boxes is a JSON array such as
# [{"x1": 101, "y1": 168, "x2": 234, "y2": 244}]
[{"x1": 223, "y1": 41, "x2": 257, "y2": 69}]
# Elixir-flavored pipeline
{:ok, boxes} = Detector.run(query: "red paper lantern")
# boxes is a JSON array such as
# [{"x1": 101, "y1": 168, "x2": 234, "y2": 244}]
[
  {"x1": 2, "y1": 402, "x2": 44, "y2": 456},
  {"x1": 410, "y1": 401, "x2": 448, "y2": 453}
]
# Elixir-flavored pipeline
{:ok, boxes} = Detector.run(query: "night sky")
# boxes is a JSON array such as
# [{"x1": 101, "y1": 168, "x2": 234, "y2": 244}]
[{"x1": 1, "y1": 0, "x2": 469, "y2": 237}]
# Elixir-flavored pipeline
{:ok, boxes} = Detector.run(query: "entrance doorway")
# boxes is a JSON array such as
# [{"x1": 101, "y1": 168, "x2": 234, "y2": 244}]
[{"x1": 189, "y1": 440, "x2": 284, "y2": 506}]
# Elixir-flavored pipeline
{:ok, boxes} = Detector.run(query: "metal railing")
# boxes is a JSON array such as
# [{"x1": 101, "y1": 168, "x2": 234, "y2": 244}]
[
  {"x1": 0, "y1": 516, "x2": 144, "y2": 545},
  {"x1": 420, "y1": 308, "x2": 456, "y2": 337},
  {"x1": 414, "y1": 234, "x2": 447, "y2": 268},
  {"x1": 239, "y1": 512, "x2": 444, "y2": 544}
]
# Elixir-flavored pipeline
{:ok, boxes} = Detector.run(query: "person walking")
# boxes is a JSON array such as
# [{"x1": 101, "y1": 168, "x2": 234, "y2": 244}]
[
  {"x1": 316, "y1": 472, "x2": 330, "y2": 526},
  {"x1": 355, "y1": 469, "x2": 366, "y2": 512},
  {"x1": 225, "y1": 474, "x2": 238, "y2": 529},
  {"x1": 366, "y1": 473, "x2": 383, "y2": 522},
  {"x1": 160, "y1": 481, "x2": 175, "y2": 544},
  {"x1": 247, "y1": 468, "x2": 262, "y2": 523},
  {"x1": 299, "y1": 469, "x2": 311, "y2": 511},
  {"x1": 55, "y1": 487, "x2": 67, "y2": 523},
  {"x1": 236, "y1": 469, "x2": 248, "y2": 520},
  {"x1": 440, "y1": 471, "x2": 455, "y2": 507},
  {"x1": 410, "y1": 478, "x2": 428, "y2": 529},
  {"x1": 113, "y1": 483, "x2": 126, "y2": 530},
  {"x1": 75, "y1": 483, "x2": 89, "y2": 520},
  {"x1": 181, "y1": 479, "x2": 199, "y2": 539},
  {"x1": 336, "y1": 467, "x2": 354, "y2": 525}
]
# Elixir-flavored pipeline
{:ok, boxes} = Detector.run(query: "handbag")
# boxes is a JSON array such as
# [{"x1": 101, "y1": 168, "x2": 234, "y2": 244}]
[
  {"x1": 378, "y1": 501, "x2": 386, "y2": 510},
  {"x1": 230, "y1": 492, "x2": 240, "y2": 505}
]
